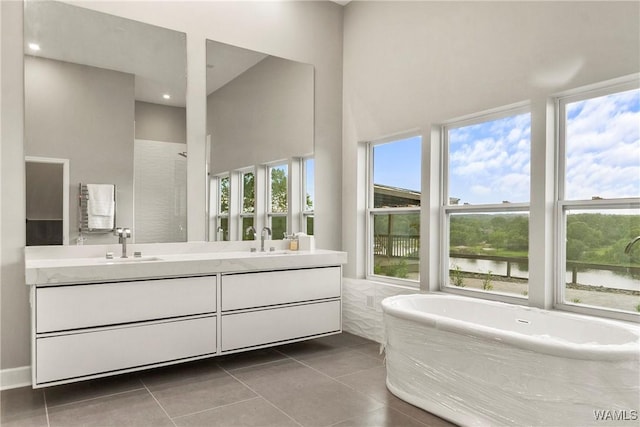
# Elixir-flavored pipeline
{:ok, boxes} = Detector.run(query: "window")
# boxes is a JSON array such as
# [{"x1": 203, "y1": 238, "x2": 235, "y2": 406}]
[
  {"x1": 303, "y1": 158, "x2": 314, "y2": 235},
  {"x1": 368, "y1": 135, "x2": 421, "y2": 283},
  {"x1": 443, "y1": 106, "x2": 531, "y2": 297},
  {"x1": 557, "y1": 83, "x2": 640, "y2": 314},
  {"x1": 240, "y1": 170, "x2": 255, "y2": 240},
  {"x1": 268, "y1": 163, "x2": 288, "y2": 240},
  {"x1": 216, "y1": 174, "x2": 230, "y2": 241}
]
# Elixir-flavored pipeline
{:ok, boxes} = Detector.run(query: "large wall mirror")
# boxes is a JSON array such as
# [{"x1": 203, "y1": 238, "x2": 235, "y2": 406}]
[
  {"x1": 206, "y1": 40, "x2": 314, "y2": 241},
  {"x1": 23, "y1": 0, "x2": 187, "y2": 245}
]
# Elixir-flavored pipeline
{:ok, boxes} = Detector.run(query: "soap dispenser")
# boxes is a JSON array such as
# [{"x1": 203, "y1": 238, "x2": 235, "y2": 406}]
[{"x1": 289, "y1": 234, "x2": 299, "y2": 251}]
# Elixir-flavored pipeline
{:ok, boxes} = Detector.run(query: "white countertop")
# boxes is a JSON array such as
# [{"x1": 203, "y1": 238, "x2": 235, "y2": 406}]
[{"x1": 25, "y1": 242, "x2": 347, "y2": 286}]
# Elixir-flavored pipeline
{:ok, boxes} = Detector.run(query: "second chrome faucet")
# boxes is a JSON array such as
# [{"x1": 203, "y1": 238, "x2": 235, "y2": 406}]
[{"x1": 260, "y1": 227, "x2": 272, "y2": 252}]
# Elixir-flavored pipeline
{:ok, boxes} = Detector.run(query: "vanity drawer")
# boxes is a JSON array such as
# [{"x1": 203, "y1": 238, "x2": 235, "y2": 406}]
[
  {"x1": 36, "y1": 315, "x2": 216, "y2": 384},
  {"x1": 221, "y1": 300, "x2": 341, "y2": 351},
  {"x1": 221, "y1": 267, "x2": 341, "y2": 311},
  {"x1": 36, "y1": 276, "x2": 216, "y2": 333}
]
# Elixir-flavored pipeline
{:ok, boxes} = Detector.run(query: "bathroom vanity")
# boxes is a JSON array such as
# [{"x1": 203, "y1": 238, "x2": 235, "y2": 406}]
[{"x1": 25, "y1": 244, "x2": 346, "y2": 388}]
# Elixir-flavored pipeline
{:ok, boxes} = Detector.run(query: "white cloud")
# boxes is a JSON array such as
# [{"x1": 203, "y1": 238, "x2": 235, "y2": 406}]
[
  {"x1": 449, "y1": 90, "x2": 638, "y2": 204},
  {"x1": 565, "y1": 89, "x2": 639, "y2": 199},
  {"x1": 449, "y1": 113, "x2": 531, "y2": 203}
]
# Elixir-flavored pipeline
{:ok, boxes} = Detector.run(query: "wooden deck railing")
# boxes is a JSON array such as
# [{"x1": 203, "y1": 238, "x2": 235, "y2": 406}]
[{"x1": 373, "y1": 234, "x2": 640, "y2": 283}]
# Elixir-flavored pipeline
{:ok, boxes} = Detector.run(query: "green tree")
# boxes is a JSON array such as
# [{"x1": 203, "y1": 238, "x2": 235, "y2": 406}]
[
  {"x1": 242, "y1": 170, "x2": 311, "y2": 213},
  {"x1": 271, "y1": 168, "x2": 287, "y2": 213},
  {"x1": 220, "y1": 176, "x2": 229, "y2": 213},
  {"x1": 504, "y1": 216, "x2": 528, "y2": 251},
  {"x1": 242, "y1": 172, "x2": 254, "y2": 213}
]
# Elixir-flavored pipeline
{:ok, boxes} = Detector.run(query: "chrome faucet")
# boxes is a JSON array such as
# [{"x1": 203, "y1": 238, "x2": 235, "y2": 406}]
[
  {"x1": 260, "y1": 227, "x2": 272, "y2": 252},
  {"x1": 245, "y1": 226, "x2": 257, "y2": 240},
  {"x1": 624, "y1": 236, "x2": 640, "y2": 254},
  {"x1": 115, "y1": 227, "x2": 131, "y2": 258}
]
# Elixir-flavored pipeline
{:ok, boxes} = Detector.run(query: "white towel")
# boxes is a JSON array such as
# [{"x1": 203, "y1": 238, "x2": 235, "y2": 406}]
[{"x1": 87, "y1": 184, "x2": 114, "y2": 229}]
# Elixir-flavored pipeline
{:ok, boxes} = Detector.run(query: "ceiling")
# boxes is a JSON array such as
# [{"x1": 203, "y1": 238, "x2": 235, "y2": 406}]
[{"x1": 23, "y1": 0, "x2": 187, "y2": 107}]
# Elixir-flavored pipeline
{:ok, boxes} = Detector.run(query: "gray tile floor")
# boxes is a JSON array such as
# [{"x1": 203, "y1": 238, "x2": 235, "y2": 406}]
[{"x1": 1, "y1": 333, "x2": 455, "y2": 427}]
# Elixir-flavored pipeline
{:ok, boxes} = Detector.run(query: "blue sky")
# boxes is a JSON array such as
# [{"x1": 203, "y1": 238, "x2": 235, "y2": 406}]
[
  {"x1": 373, "y1": 136, "x2": 422, "y2": 192},
  {"x1": 372, "y1": 88, "x2": 639, "y2": 205},
  {"x1": 565, "y1": 88, "x2": 640, "y2": 200},
  {"x1": 305, "y1": 158, "x2": 315, "y2": 209},
  {"x1": 449, "y1": 113, "x2": 531, "y2": 204}
]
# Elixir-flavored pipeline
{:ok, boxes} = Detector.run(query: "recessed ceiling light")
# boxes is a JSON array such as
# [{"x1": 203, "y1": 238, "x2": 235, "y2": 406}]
[
  {"x1": 163, "y1": 94, "x2": 171, "y2": 100},
  {"x1": 29, "y1": 43, "x2": 41, "y2": 51}
]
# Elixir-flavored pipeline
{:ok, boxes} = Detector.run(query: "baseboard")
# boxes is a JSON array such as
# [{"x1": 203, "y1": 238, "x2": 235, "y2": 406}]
[{"x1": 1, "y1": 366, "x2": 32, "y2": 390}]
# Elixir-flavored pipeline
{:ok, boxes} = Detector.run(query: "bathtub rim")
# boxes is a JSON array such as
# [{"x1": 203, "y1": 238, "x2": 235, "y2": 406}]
[{"x1": 382, "y1": 293, "x2": 640, "y2": 361}]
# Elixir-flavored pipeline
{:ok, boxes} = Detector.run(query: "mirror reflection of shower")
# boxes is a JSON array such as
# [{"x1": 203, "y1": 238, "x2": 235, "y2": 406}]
[{"x1": 134, "y1": 140, "x2": 187, "y2": 243}]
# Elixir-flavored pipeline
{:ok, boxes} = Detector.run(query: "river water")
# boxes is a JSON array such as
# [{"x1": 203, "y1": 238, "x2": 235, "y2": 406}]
[{"x1": 450, "y1": 257, "x2": 640, "y2": 292}]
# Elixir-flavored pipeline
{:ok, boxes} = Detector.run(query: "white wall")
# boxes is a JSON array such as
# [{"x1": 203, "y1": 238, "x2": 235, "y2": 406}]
[
  {"x1": 341, "y1": 1, "x2": 639, "y2": 341},
  {"x1": 208, "y1": 56, "x2": 314, "y2": 175},
  {"x1": 0, "y1": 0, "x2": 343, "y2": 371}
]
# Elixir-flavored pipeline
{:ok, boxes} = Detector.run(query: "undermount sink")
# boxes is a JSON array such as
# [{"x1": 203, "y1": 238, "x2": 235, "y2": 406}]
[
  {"x1": 103, "y1": 256, "x2": 163, "y2": 263},
  {"x1": 251, "y1": 250, "x2": 294, "y2": 256}
]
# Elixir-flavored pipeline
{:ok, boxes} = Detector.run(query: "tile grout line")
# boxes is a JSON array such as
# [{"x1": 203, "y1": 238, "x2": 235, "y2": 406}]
[
  {"x1": 171, "y1": 396, "x2": 262, "y2": 422},
  {"x1": 141, "y1": 382, "x2": 177, "y2": 427},
  {"x1": 218, "y1": 364, "x2": 304, "y2": 427},
  {"x1": 219, "y1": 355, "x2": 291, "y2": 373},
  {"x1": 42, "y1": 385, "x2": 147, "y2": 410},
  {"x1": 274, "y1": 345, "x2": 388, "y2": 393},
  {"x1": 276, "y1": 341, "x2": 433, "y2": 427},
  {"x1": 332, "y1": 362, "x2": 385, "y2": 381},
  {"x1": 273, "y1": 348, "x2": 396, "y2": 427},
  {"x1": 330, "y1": 367, "x2": 431, "y2": 427}
]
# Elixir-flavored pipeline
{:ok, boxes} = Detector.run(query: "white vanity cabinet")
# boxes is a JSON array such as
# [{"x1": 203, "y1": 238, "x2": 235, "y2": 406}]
[
  {"x1": 220, "y1": 267, "x2": 342, "y2": 351},
  {"x1": 27, "y1": 250, "x2": 345, "y2": 388},
  {"x1": 32, "y1": 276, "x2": 218, "y2": 387},
  {"x1": 36, "y1": 277, "x2": 217, "y2": 332}
]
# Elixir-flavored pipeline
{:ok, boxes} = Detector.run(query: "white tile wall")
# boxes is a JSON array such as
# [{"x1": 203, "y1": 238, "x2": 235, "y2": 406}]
[
  {"x1": 134, "y1": 140, "x2": 187, "y2": 243},
  {"x1": 342, "y1": 278, "x2": 419, "y2": 343}
]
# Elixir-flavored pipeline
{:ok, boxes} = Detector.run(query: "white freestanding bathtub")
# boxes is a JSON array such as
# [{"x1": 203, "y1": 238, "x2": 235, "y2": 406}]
[{"x1": 382, "y1": 294, "x2": 640, "y2": 427}]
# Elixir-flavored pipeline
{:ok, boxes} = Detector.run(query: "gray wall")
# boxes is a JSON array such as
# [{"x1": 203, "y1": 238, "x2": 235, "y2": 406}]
[
  {"x1": 25, "y1": 56, "x2": 135, "y2": 245},
  {"x1": 135, "y1": 101, "x2": 186, "y2": 144},
  {"x1": 1, "y1": 0, "x2": 29, "y2": 371},
  {"x1": 207, "y1": 56, "x2": 314, "y2": 174}
]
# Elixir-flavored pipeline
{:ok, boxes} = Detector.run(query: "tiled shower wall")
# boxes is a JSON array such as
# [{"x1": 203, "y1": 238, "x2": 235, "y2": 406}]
[{"x1": 134, "y1": 140, "x2": 187, "y2": 243}]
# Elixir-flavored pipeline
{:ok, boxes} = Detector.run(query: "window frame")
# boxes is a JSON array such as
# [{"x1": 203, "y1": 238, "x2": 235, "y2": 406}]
[
  {"x1": 267, "y1": 162, "x2": 288, "y2": 239},
  {"x1": 554, "y1": 79, "x2": 640, "y2": 321},
  {"x1": 440, "y1": 103, "x2": 532, "y2": 302},
  {"x1": 211, "y1": 172, "x2": 230, "y2": 241},
  {"x1": 238, "y1": 167, "x2": 256, "y2": 240},
  {"x1": 365, "y1": 133, "x2": 422, "y2": 287},
  {"x1": 301, "y1": 156, "x2": 314, "y2": 235}
]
